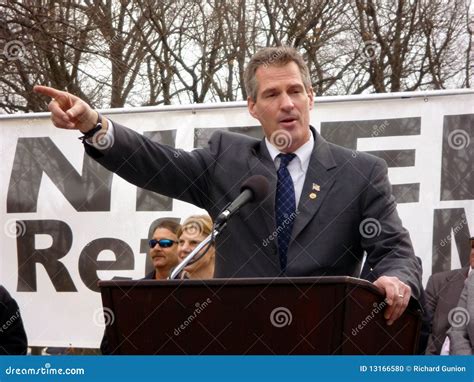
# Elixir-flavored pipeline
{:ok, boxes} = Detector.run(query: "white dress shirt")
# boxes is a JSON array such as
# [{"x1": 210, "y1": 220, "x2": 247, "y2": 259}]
[{"x1": 265, "y1": 134, "x2": 314, "y2": 208}]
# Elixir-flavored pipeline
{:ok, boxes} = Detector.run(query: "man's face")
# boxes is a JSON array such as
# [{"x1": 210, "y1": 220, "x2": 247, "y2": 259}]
[
  {"x1": 149, "y1": 228, "x2": 179, "y2": 270},
  {"x1": 247, "y1": 62, "x2": 314, "y2": 153}
]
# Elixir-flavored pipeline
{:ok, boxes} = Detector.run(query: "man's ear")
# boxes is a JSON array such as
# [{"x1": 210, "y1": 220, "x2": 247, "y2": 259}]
[
  {"x1": 247, "y1": 96, "x2": 258, "y2": 119},
  {"x1": 307, "y1": 87, "x2": 314, "y2": 110}
]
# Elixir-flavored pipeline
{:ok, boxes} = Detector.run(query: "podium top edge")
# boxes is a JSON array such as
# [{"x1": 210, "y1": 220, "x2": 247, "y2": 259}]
[{"x1": 98, "y1": 275, "x2": 380, "y2": 294}]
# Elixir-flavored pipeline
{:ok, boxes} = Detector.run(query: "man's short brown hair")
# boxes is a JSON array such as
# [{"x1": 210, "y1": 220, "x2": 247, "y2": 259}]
[
  {"x1": 151, "y1": 219, "x2": 181, "y2": 236},
  {"x1": 244, "y1": 46, "x2": 312, "y2": 101}
]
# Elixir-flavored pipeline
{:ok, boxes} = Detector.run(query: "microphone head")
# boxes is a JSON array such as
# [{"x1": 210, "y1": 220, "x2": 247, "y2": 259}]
[{"x1": 240, "y1": 175, "x2": 269, "y2": 203}]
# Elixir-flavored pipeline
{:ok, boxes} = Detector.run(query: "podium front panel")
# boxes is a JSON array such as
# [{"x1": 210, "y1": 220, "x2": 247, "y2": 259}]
[{"x1": 99, "y1": 277, "x2": 421, "y2": 355}]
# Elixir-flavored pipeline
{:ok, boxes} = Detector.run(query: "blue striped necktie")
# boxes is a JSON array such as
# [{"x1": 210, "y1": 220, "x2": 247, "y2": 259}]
[{"x1": 275, "y1": 153, "x2": 296, "y2": 272}]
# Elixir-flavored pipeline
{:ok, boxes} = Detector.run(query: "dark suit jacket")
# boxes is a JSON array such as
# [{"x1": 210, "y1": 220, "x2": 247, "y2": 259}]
[
  {"x1": 425, "y1": 267, "x2": 468, "y2": 354},
  {"x1": 0, "y1": 286, "x2": 27, "y2": 355},
  {"x1": 448, "y1": 272, "x2": 474, "y2": 354},
  {"x1": 144, "y1": 271, "x2": 156, "y2": 280},
  {"x1": 85, "y1": 123, "x2": 421, "y2": 298}
]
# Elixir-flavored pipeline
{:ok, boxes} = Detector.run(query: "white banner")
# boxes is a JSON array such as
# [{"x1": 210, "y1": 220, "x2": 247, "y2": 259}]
[{"x1": 1, "y1": 90, "x2": 473, "y2": 347}]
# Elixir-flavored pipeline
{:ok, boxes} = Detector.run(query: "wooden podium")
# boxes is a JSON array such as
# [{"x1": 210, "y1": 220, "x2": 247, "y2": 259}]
[{"x1": 99, "y1": 277, "x2": 422, "y2": 355}]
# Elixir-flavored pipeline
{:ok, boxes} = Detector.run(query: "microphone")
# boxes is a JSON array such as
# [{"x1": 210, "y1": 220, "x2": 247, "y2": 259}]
[
  {"x1": 170, "y1": 175, "x2": 269, "y2": 279},
  {"x1": 214, "y1": 175, "x2": 269, "y2": 227}
]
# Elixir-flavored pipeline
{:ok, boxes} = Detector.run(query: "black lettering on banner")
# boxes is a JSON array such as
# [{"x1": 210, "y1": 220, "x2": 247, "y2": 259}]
[
  {"x1": 79, "y1": 238, "x2": 134, "y2": 292},
  {"x1": 321, "y1": 118, "x2": 421, "y2": 203},
  {"x1": 7, "y1": 137, "x2": 113, "y2": 212},
  {"x1": 136, "y1": 130, "x2": 177, "y2": 211},
  {"x1": 16, "y1": 220, "x2": 76, "y2": 292},
  {"x1": 432, "y1": 208, "x2": 471, "y2": 274},
  {"x1": 440, "y1": 114, "x2": 473, "y2": 201}
]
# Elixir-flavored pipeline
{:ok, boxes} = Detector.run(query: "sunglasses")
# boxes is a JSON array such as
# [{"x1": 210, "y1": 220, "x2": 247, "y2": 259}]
[{"x1": 148, "y1": 239, "x2": 177, "y2": 248}]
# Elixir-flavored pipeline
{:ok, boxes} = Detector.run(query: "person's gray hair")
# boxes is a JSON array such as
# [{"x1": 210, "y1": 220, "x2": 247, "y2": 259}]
[{"x1": 244, "y1": 46, "x2": 312, "y2": 101}]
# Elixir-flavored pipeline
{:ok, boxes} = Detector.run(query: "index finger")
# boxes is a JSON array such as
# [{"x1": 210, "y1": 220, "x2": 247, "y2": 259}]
[{"x1": 33, "y1": 85, "x2": 65, "y2": 100}]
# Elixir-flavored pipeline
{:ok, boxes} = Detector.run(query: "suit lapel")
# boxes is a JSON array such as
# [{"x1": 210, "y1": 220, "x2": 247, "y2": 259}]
[
  {"x1": 444, "y1": 267, "x2": 469, "y2": 293},
  {"x1": 247, "y1": 140, "x2": 278, "y2": 236},
  {"x1": 291, "y1": 128, "x2": 337, "y2": 241},
  {"x1": 247, "y1": 129, "x2": 337, "y2": 243}
]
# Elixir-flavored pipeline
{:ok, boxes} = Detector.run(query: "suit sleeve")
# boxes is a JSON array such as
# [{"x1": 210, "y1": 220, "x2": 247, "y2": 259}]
[
  {"x1": 84, "y1": 121, "x2": 220, "y2": 210},
  {"x1": 360, "y1": 159, "x2": 422, "y2": 300},
  {"x1": 448, "y1": 277, "x2": 473, "y2": 355}
]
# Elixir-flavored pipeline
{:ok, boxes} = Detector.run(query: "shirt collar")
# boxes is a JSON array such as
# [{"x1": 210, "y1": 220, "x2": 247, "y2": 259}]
[{"x1": 265, "y1": 131, "x2": 314, "y2": 171}]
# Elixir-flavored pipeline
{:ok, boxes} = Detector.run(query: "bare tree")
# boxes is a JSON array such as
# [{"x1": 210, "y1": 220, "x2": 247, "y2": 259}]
[
  {"x1": 466, "y1": 1, "x2": 474, "y2": 87},
  {"x1": 350, "y1": 0, "x2": 471, "y2": 93},
  {"x1": 420, "y1": 0, "x2": 471, "y2": 89},
  {"x1": 1, "y1": 0, "x2": 472, "y2": 113},
  {"x1": 0, "y1": 0, "x2": 96, "y2": 112}
]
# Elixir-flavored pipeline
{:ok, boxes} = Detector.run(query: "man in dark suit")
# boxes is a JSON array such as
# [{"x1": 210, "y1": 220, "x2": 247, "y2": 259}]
[
  {"x1": 425, "y1": 237, "x2": 474, "y2": 354},
  {"x1": 448, "y1": 265, "x2": 474, "y2": 354},
  {"x1": 0, "y1": 285, "x2": 27, "y2": 355},
  {"x1": 34, "y1": 46, "x2": 421, "y2": 325}
]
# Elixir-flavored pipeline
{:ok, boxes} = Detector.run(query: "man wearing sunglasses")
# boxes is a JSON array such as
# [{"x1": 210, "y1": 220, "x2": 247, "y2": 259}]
[{"x1": 144, "y1": 220, "x2": 181, "y2": 280}]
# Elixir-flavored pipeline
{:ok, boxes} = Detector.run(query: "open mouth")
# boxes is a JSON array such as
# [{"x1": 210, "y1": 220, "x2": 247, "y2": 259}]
[{"x1": 279, "y1": 116, "x2": 297, "y2": 127}]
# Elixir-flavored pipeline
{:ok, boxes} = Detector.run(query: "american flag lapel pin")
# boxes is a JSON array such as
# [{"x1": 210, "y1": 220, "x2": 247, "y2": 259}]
[{"x1": 309, "y1": 183, "x2": 320, "y2": 199}]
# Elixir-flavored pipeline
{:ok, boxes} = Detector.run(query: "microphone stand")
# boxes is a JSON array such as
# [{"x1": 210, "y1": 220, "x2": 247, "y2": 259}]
[{"x1": 168, "y1": 222, "x2": 226, "y2": 280}]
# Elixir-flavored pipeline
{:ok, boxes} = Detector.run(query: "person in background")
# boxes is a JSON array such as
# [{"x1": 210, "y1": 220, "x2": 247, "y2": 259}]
[
  {"x1": 0, "y1": 285, "x2": 27, "y2": 355},
  {"x1": 177, "y1": 215, "x2": 215, "y2": 279},
  {"x1": 425, "y1": 236, "x2": 474, "y2": 354},
  {"x1": 145, "y1": 220, "x2": 181, "y2": 280},
  {"x1": 101, "y1": 219, "x2": 181, "y2": 354},
  {"x1": 448, "y1": 266, "x2": 474, "y2": 354}
]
